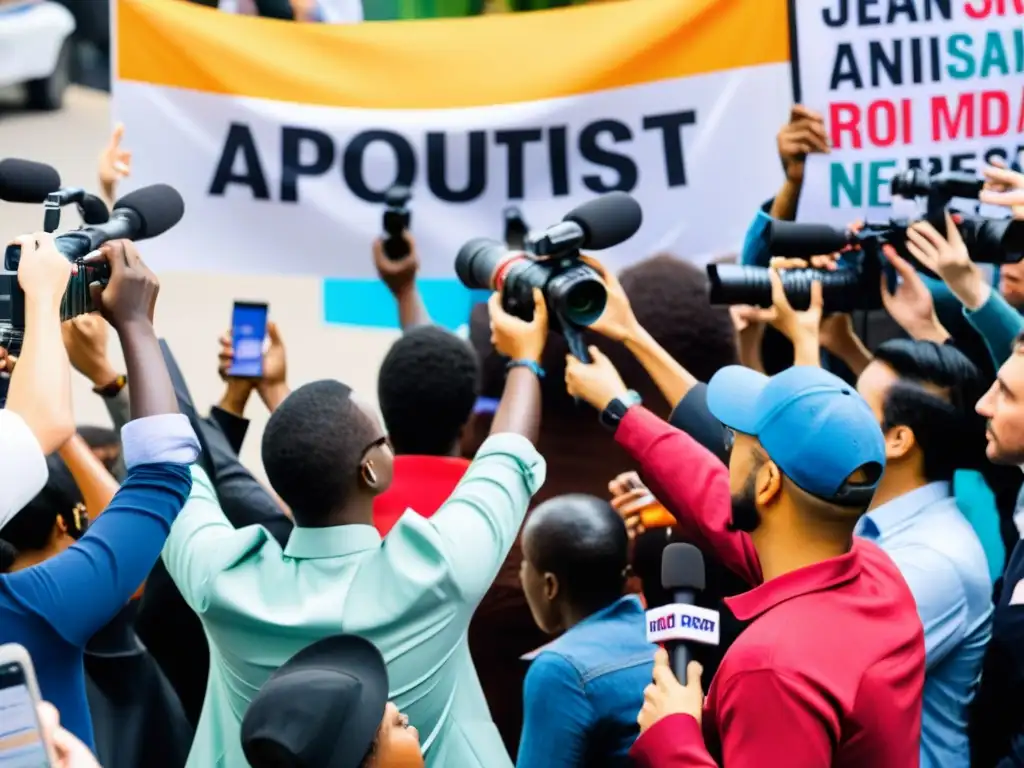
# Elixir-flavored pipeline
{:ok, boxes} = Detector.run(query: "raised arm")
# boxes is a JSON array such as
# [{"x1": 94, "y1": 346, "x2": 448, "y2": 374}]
[
  {"x1": 565, "y1": 349, "x2": 761, "y2": 585},
  {"x1": 393, "y1": 288, "x2": 548, "y2": 604},
  {"x1": 4, "y1": 238, "x2": 199, "y2": 645},
  {"x1": 374, "y1": 235, "x2": 431, "y2": 330},
  {"x1": 58, "y1": 434, "x2": 120, "y2": 520},
  {"x1": 7, "y1": 233, "x2": 75, "y2": 454}
]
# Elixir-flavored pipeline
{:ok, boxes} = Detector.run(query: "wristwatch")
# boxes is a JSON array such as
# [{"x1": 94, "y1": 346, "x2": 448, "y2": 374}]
[{"x1": 599, "y1": 390, "x2": 642, "y2": 432}]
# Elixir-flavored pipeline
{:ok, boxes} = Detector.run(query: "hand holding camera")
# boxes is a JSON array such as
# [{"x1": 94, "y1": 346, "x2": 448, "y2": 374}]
[
  {"x1": 981, "y1": 157, "x2": 1024, "y2": 220},
  {"x1": 14, "y1": 233, "x2": 73, "y2": 309},
  {"x1": 906, "y1": 211, "x2": 987, "y2": 311},
  {"x1": 488, "y1": 288, "x2": 548, "y2": 364},
  {"x1": 580, "y1": 255, "x2": 640, "y2": 344},
  {"x1": 88, "y1": 239, "x2": 160, "y2": 330}
]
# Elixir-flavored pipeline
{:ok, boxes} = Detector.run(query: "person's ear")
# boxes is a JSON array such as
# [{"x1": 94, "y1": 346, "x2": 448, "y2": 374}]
[
  {"x1": 360, "y1": 459, "x2": 380, "y2": 490},
  {"x1": 543, "y1": 572, "x2": 559, "y2": 602},
  {"x1": 884, "y1": 425, "x2": 915, "y2": 461},
  {"x1": 755, "y1": 460, "x2": 783, "y2": 507}
]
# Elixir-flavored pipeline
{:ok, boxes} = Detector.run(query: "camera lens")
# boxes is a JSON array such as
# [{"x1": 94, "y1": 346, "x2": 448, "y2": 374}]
[
  {"x1": 707, "y1": 264, "x2": 866, "y2": 313},
  {"x1": 547, "y1": 265, "x2": 607, "y2": 327}
]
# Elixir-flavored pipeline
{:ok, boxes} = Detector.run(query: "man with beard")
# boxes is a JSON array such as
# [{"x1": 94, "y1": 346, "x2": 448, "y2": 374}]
[
  {"x1": 565, "y1": 355, "x2": 925, "y2": 767},
  {"x1": 970, "y1": 334, "x2": 1024, "y2": 767}
]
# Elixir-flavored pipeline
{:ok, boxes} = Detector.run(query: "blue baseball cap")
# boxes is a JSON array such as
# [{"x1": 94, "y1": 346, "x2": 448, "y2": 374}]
[{"x1": 707, "y1": 366, "x2": 885, "y2": 504}]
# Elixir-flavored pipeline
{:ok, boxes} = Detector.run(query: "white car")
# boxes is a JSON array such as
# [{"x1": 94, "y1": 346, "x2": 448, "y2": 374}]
[{"x1": 0, "y1": 0, "x2": 75, "y2": 110}]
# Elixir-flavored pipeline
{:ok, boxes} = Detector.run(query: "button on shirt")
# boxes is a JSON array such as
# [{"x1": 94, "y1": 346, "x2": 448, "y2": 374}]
[
  {"x1": 517, "y1": 596, "x2": 654, "y2": 768},
  {"x1": 163, "y1": 433, "x2": 545, "y2": 768},
  {"x1": 0, "y1": 414, "x2": 199, "y2": 747},
  {"x1": 617, "y1": 407, "x2": 924, "y2": 768},
  {"x1": 856, "y1": 481, "x2": 993, "y2": 768}
]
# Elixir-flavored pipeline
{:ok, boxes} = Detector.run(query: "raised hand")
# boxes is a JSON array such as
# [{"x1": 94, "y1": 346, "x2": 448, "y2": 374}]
[
  {"x1": 89, "y1": 240, "x2": 159, "y2": 330},
  {"x1": 97, "y1": 122, "x2": 132, "y2": 205}
]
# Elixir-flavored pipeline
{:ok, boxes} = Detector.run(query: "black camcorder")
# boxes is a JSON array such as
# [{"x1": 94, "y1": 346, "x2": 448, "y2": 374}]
[
  {"x1": 381, "y1": 185, "x2": 412, "y2": 260},
  {"x1": 708, "y1": 169, "x2": 1024, "y2": 313},
  {"x1": 455, "y1": 191, "x2": 643, "y2": 362},
  {"x1": 0, "y1": 180, "x2": 185, "y2": 353}
]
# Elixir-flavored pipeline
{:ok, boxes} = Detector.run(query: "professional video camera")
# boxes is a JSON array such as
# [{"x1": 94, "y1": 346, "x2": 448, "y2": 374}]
[
  {"x1": 455, "y1": 191, "x2": 643, "y2": 361},
  {"x1": 0, "y1": 161, "x2": 185, "y2": 353},
  {"x1": 708, "y1": 170, "x2": 1024, "y2": 313}
]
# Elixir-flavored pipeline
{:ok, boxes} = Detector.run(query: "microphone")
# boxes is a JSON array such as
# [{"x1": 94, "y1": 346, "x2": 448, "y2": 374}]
[
  {"x1": 5, "y1": 184, "x2": 185, "y2": 270},
  {"x1": 532, "y1": 192, "x2": 643, "y2": 255},
  {"x1": 646, "y1": 543, "x2": 719, "y2": 679},
  {"x1": 44, "y1": 188, "x2": 111, "y2": 227},
  {"x1": 0, "y1": 159, "x2": 62, "y2": 203},
  {"x1": 52, "y1": 184, "x2": 185, "y2": 260}
]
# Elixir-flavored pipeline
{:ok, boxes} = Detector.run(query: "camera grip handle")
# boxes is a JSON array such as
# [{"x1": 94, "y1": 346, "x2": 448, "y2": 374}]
[{"x1": 562, "y1": 323, "x2": 591, "y2": 364}]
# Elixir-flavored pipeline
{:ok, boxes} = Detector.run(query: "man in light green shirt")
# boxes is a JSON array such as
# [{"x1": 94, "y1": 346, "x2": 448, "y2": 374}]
[{"x1": 163, "y1": 297, "x2": 549, "y2": 768}]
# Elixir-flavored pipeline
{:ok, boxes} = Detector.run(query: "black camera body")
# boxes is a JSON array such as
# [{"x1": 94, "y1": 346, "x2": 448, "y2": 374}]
[
  {"x1": 0, "y1": 236, "x2": 111, "y2": 351},
  {"x1": 709, "y1": 169, "x2": 1024, "y2": 313},
  {"x1": 455, "y1": 192, "x2": 644, "y2": 362},
  {"x1": 381, "y1": 185, "x2": 412, "y2": 260}
]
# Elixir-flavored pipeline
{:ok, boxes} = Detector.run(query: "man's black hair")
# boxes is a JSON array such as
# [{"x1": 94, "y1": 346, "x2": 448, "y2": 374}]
[
  {"x1": 470, "y1": 254, "x2": 737, "y2": 411},
  {"x1": 873, "y1": 339, "x2": 987, "y2": 482},
  {"x1": 523, "y1": 494, "x2": 629, "y2": 612},
  {"x1": 1, "y1": 455, "x2": 84, "y2": 552},
  {"x1": 377, "y1": 325, "x2": 479, "y2": 456},
  {"x1": 262, "y1": 380, "x2": 382, "y2": 526},
  {"x1": 76, "y1": 425, "x2": 119, "y2": 448}
]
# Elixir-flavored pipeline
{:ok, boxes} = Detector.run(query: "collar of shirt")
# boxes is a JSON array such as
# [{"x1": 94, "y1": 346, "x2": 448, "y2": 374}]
[
  {"x1": 283, "y1": 523, "x2": 381, "y2": 560},
  {"x1": 724, "y1": 545, "x2": 864, "y2": 622},
  {"x1": 856, "y1": 481, "x2": 951, "y2": 541},
  {"x1": 520, "y1": 595, "x2": 644, "y2": 660}
]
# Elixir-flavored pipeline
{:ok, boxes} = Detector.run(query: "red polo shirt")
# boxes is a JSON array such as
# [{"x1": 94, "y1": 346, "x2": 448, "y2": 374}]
[
  {"x1": 617, "y1": 406, "x2": 924, "y2": 768},
  {"x1": 372, "y1": 455, "x2": 470, "y2": 536}
]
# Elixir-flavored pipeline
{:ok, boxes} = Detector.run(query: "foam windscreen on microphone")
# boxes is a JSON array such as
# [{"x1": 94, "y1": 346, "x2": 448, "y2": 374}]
[
  {"x1": 0, "y1": 159, "x2": 62, "y2": 203},
  {"x1": 662, "y1": 543, "x2": 706, "y2": 592},
  {"x1": 113, "y1": 184, "x2": 185, "y2": 239},
  {"x1": 563, "y1": 191, "x2": 643, "y2": 250}
]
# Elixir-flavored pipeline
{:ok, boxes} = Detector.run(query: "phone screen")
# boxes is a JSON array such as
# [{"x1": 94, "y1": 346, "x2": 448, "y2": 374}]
[
  {"x1": 228, "y1": 302, "x2": 268, "y2": 378},
  {"x1": 0, "y1": 662, "x2": 48, "y2": 767}
]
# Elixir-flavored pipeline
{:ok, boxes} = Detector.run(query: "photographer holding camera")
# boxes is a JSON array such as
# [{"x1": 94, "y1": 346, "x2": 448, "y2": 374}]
[{"x1": 0, "y1": 235, "x2": 200, "y2": 748}]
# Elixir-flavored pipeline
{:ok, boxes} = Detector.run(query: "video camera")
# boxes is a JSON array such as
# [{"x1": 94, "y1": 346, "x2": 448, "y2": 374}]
[
  {"x1": 0, "y1": 159, "x2": 186, "y2": 353},
  {"x1": 455, "y1": 191, "x2": 643, "y2": 362},
  {"x1": 381, "y1": 185, "x2": 412, "y2": 260},
  {"x1": 708, "y1": 169, "x2": 1024, "y2": 313}
]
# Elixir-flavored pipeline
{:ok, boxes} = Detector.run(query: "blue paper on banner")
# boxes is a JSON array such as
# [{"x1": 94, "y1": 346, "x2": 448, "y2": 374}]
[{"x1": 323, "y1": 279, "x2": 476, "y2": 330}]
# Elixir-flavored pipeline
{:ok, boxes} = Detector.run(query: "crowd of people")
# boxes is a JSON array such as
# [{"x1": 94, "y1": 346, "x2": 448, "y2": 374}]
[{"x1": 1, "y1": 104, "x2": 1024, "y2": 768}]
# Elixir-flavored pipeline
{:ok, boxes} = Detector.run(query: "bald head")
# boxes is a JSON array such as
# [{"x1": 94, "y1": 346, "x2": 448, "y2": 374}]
[{"x1": 522, "y1": 494, "x2": 629, "y2": 609}]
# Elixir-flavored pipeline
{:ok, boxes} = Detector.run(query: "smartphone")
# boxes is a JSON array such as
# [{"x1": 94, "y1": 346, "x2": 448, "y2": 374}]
[
  {"x1": 228, "y1": 301, "x2": 269, "y2": 378},
  {"x1": 0, "y1": 644, "x2": 52, "y2": 767}
]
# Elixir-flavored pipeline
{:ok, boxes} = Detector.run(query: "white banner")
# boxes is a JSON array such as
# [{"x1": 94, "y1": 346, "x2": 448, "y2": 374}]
[
  {"x1": 112, "y1": 0, "x2": 793, "y2": 280},
  {"x1": 791, "y1": 0, "x2": 1024, "y2": 227}
]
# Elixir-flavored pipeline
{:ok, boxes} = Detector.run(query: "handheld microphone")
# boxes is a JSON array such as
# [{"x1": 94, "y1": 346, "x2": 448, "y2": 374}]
[
  {"x1": 646, "y1": 543, "x2": 719, "y2": 679},
  {"x1": 0, "y1": 159, "x2": 62, "y2": 203}
]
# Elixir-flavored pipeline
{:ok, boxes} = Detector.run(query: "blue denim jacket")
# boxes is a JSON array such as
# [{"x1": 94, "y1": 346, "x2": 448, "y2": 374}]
[{"x1": 516, "y1": 596, "x2": 654, "y2": 767}]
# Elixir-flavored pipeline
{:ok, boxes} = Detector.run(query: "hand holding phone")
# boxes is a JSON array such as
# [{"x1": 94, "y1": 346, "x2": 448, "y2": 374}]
[
  {"x1": 228, "y1": 302, "x2": 269, "y2": 379},
  {"x1": 0, "y1": 643, "x2": 53, "y2": 766}
]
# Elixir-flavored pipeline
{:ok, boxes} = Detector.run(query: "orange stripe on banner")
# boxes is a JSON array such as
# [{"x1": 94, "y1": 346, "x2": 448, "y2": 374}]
[{"x1": 117, "y1": 0, "x2": 789, "y2": 110}]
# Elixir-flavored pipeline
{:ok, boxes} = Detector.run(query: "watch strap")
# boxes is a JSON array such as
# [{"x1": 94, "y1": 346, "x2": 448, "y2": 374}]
[{"x1": 93, "y1": 374, "x2": 127, "y2": 398}]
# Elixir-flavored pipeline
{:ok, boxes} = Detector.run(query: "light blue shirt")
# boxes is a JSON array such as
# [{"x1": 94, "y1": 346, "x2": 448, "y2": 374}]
[
  {"x1": 162, "y1": 433, "x2": 545, "y2": 768},
  {"x1": 856, "y1": 482, "x2": 993, "y2": 768}
]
